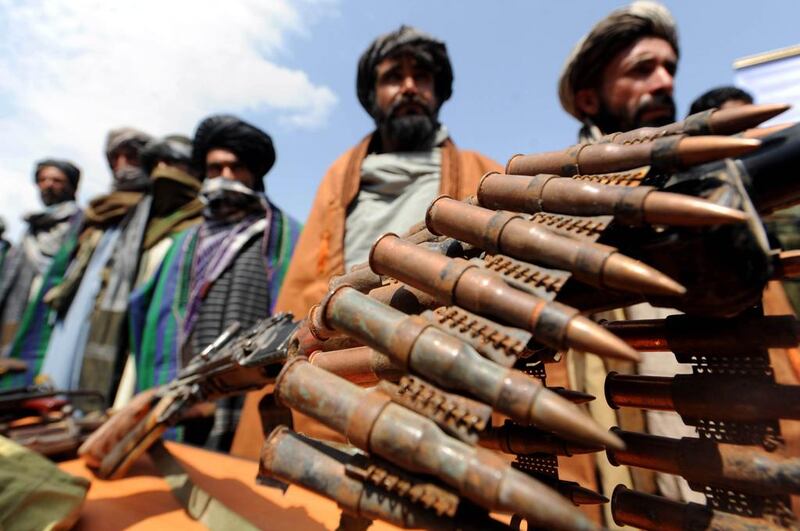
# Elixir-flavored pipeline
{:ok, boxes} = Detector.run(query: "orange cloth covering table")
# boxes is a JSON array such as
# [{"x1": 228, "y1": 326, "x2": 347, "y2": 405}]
[{"x1": 58, "y1": 442, "x2": 403, "y2": 530}]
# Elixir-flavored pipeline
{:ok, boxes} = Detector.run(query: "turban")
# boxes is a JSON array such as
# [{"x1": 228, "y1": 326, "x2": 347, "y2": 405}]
[
  {"x1": 34, "y1": 158, "x2": 81, "y2": 190},
  {"x1": 192, "y1": 115, "x2": 275, "y2": 191},
  {"x1": 558, "y1": 1, "x2": 679, "y2": 119},
  {"x1": 105, "y1": 127, "x2": 153, "y2": 166},
  {"x1": 356, "y1": 25, "x2": 453, "y2": 118},
  {"x1": 140, "y1": 135, "x2": 194, "y2": 176}
]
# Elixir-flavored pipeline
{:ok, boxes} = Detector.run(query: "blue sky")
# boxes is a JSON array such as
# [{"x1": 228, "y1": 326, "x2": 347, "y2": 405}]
[{"x1": 1, "y1": 0, "x2": 798, "y2": 239}]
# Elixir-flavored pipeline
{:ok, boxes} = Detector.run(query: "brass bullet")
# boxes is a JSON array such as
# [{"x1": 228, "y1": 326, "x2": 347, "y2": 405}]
[
  {"x1": 707, "y1": 102, "x2": 791, "y2": 135},
  {"x1": 426, "y1": 197, "x2": 685, "y2": 298},
  {"x1": 676, "y1": 136, "x2": 761, "y2": 167},
  {"x1": 642, "y1": 191, "x2": 747, "y2": 225},
  {"x1": 739, "y1": 121, "x2": 795, "y2": 139},
  {"x1": 369, "y1": 233, "x2": 641, "y2": 362},
  {"x1": 505, "y1": 136, "x2": 761, "y2": 177},
  {"x1": 477, "y1": 172, "x2": 747, "y2": 227}
]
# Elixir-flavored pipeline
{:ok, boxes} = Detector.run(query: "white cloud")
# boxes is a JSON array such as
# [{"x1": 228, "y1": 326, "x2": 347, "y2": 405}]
[{"x1": 0, "y1": 0, "x2": 337, "y2": 240}]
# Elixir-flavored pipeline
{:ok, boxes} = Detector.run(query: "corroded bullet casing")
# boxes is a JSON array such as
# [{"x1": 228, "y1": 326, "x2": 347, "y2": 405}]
[
  {"x1": 476, "y1": 172, "x2": 746, "y2": 227},
  {"x1": 308, "y1": 346, "x2": 402, "y2": 386},
  {"x1": 259, "y1": 427, "x2": 509, "y2": 530},
  {"x1": 605, "y1": 372, "x2": 800, "y2": 422},
  {"x1": 274, "y1": 358, "x2": 598, "y2": 531},
  {"x1": 611, "y1": 485, "x2": 789, "y2": 531},
  {"x1": 320, "y1": 286, "x2": 620, "y2": 449},
  {"x1": 328, "y1": 264, "x2": 383, "y2": 293},
  {"x1": 607, "y1": 429, "x2": 800, "y2": 496},
  {"x1": 425, "y1": 197, "x2": 685, "y2": 297},
  {"x1": 369, "y1": 233, "x2": 639, "y2": 362},
  {"x1": 505, "y1": 136, "x2": 760, "y2": 177}
]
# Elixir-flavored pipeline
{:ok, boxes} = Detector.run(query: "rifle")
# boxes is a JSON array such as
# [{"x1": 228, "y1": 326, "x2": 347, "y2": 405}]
[{"x1": 0, "y1": 385, "x2": 106, "y2": 457}]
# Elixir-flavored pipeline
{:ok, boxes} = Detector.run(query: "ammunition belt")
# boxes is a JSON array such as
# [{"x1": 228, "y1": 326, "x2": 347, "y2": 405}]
[
  {"x1": 430, "y1": 306, "x2": 527, "y2": 361},
  {"x1": 345, "y1": 460, "x2": 460, "y2": 517},
  {"x1": 572, "y1": 167, "x2": 648, "y2": 186},
  {"x1": 529, "y1": 212, "x2": 608, "y2": 238},
  {"x1": 393, "y1": 375, "x2": 487, "y2": 437},
  {"x1": 482, "y1": 254, "x2": 567, "y2": 295}
]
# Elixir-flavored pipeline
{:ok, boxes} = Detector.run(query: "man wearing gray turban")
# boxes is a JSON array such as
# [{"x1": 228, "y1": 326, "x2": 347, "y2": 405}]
[
  {"x1": 559, "y1": 1, "x2": 679, "y2": 142},
  {"x1": 231, "y1": 25, "x2": 501, "y2": 459}
]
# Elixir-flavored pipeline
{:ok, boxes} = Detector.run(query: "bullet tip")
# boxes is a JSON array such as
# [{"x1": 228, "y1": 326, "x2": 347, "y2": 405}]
[{"x1": 567, "y1": 315, "x2": 642, "y2": 362}]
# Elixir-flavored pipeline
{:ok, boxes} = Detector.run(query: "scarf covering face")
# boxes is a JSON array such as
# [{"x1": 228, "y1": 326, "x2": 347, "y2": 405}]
[
  {"x1": 192, "y1": 115, "x2": 275, "y2": 192},
  {"x1": 357, "y1": 25, "x2": 453, "y2": 119},
  {"x1": 199, "y1": 177, "x2": 268, "y2": 222},
  {"x1": 558, "y1": 1, "x2": 679, "y2": 121},
  {"x1": 105, "y1": 127, "x2": 153, "y2": 192},
  {"x1": 143, "y1": 166, "x2": 203, "y2": 250}
]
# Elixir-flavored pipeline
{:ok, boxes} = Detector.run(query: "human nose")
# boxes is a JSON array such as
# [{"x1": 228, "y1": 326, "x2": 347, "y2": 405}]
[
  {"x1": 113, "y1": 153, "x2": 129, "y2": 171},
  {"x1": 401, "y1": 74, "x2": 418, "y2": 95},
  {"x1": 649, "y1": 65, "x2": 674, "y2": 95},
  {"x1": 221, "y1": 166, "x2": 236, "y2": 179}
]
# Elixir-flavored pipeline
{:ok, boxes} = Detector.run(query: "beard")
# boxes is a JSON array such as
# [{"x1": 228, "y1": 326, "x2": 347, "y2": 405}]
[
  {"x1": 375, "y1": 96, "x2": 439, "y2": 152},
  {"x1": 40, "y1": 188, "x2": 74, "y2": 207},
  {"x1": 593, "y1": 92, "x2": 676, "y2": 134}
]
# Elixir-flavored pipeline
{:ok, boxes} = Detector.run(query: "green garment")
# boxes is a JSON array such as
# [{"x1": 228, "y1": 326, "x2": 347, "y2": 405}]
[{"x1": 0, "y1": 436, "x2": 90, "y2": 531}]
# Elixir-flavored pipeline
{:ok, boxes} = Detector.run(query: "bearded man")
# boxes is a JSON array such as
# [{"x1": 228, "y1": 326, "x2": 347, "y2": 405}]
[
  {"x1": 0, "y1": 160, "x2": 82, "y2": 359},
  {"x1": 559, "y1": 1, "x2": 678, "y2": 143},
  {"x1": 557, "y1": 4, "x2": 709, "y2": 519},
  {"x1": 231, "y1": 25, "x2": 500, "y2": 459}
]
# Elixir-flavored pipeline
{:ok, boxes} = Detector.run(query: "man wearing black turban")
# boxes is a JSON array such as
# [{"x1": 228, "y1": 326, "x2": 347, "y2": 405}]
[
  {"x1": 123, "y1": 115, "x2": 300, "y2": 451},
  {"x1": 0, "y1": 159, "x2": 83, "y2": 348},
  {"x1": 192, "y1": 114, "x2": 275, "y2": 192},
  {"x1": 231, "y1": 26, "x2": 500, "y2": 459}
]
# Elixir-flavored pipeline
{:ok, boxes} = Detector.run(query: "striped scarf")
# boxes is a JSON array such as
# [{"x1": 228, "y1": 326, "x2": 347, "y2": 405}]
[{"x1": 130, "y1": 203, "x2": 300, "y2": 392}]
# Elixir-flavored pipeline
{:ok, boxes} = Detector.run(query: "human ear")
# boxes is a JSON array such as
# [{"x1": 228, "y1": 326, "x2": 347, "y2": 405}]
[{"x1": 575, "y1": 88, "x2": 600, "y2": 116}]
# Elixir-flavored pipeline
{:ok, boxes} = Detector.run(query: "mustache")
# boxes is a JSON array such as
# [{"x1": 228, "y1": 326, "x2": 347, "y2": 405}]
[
  {"x1": 385, "y1": 95, "x2": 434, "y2": 120},
  {"x1": 634, "y1": 92, "x2": 676, "y2": 123}
]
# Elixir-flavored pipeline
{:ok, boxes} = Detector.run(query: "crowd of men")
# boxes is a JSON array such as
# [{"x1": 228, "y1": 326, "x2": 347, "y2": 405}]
[{"x1": 0, "y1": 1, "x2": 764, "y2": 526}]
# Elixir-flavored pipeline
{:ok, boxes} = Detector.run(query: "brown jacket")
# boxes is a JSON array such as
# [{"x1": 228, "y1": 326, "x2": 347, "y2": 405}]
[{"x1": 230, "y1": 133, "x2": 501, "y2": 458}]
